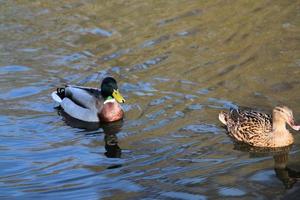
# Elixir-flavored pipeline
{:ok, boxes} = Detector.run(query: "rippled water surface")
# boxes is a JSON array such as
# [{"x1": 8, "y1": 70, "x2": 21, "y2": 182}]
[{"x1": 1, "y1": 1, "x2": 300, "y2": 199}]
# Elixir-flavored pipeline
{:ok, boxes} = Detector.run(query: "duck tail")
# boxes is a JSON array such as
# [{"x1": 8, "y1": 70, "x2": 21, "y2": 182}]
[
  {"x1": 51, "y1": 88, "x2": 65, "y2": 103},
  {"x1": 56, "y1": 88, "x2": 66, "y2": 99},
  {"x1": 218, "y1": 111, "x2": 228, "y2": 125}
]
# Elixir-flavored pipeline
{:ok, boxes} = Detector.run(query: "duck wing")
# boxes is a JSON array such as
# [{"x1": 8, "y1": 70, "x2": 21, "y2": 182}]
[
  {"x1": 52, "y1": 85, "x2": 105, "y2": 122},
  {"x1": 60, "y1": 98, "x2": 99, "y2": 122},
  {"x1": 226, "y1": 108, "x2": 272, "y2": 143},
  {"x1": 64, "y1": 85, "x2": 103, "y2": 110}
]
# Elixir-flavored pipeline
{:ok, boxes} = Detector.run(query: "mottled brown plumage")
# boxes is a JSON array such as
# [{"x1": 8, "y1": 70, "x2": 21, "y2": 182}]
[{"x1": 219, "y1": 106, "x2": 300, "y2": 147}]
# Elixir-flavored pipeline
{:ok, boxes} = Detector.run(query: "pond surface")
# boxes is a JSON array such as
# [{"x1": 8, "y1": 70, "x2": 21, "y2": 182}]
[{"x1": 1, "y1": 0, "x2": 300, "y2": 199}]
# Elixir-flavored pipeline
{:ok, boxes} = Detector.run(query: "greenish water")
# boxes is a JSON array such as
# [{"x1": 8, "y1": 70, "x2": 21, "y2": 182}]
[{"x1": 1, "y1": 0, "x2": 300, "y2": 199}]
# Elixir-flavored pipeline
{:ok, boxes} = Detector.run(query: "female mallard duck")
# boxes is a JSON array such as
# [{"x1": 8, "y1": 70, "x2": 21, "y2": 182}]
[
  {"x1": 219, "y1": 106, "x2": 300, "y2": 147},
  {"x1": 51, "y1": 77, "x2": 125, "y2": 123}
]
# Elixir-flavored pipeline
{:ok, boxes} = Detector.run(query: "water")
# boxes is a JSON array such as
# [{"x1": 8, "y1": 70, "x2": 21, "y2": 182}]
[{"x1": 1, "y1": 0, "x2": 300, "y2": 199}]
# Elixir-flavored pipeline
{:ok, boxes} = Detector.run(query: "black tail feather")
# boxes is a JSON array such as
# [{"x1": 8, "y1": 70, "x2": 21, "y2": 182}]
[{"x1": 56, "y1": 88, "x2": 66, "y2": 99}]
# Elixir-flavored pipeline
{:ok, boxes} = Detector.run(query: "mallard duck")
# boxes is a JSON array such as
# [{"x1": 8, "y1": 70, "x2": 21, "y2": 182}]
[
  {"x1": 219, "y1": 106, "x2": 300, "y2": 147},
  {"x1": 51, "y1": 77, "x2": 125, "y2": 123}
]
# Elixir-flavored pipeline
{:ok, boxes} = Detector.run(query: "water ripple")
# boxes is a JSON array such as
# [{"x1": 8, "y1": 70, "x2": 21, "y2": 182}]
[
  {"x1": 130, "y1": 54, "x2": 169, "y2": 72},
  {"x1": 0, "y1": 65, "x2": 31, "y2": 74},
  {"x1": 182, "y1": 124, "x2": 221, "y2": 134},
  {"x1": 0, "y1": 86, "x2": 48, "y2": 100},
  {"x1": 160, "y1": 191, "x2": 207, "y2": 200},
  {"x1": 78, "y1": 27, "x2": 113, "y2": 37},
  {"x1": 218, "y1": 187, "x2": 246, "y2": 197}
]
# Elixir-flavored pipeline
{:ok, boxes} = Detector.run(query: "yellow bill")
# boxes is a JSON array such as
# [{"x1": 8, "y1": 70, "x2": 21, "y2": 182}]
[{"x1": 112, "y1": 89, "x2": 125, "y2": 103}]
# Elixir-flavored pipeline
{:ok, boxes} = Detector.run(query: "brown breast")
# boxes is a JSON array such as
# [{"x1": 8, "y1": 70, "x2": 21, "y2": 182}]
[{"x1": 99, "y1": 102, "x2": 124, "y2": 122}]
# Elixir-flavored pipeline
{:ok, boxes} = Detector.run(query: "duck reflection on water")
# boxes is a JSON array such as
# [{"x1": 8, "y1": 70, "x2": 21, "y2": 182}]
[
  {"x1": 102, "y1": 121, "x2": 122, "y2": 159},
  {"x1": 56, "y1": 107, "x2": 123, "y2": 159},
  {"x1": 233, "y1": 143, "x2": 300, "y2": 189}
]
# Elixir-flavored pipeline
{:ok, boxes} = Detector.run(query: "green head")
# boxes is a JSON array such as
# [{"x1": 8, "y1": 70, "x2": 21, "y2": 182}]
[{"x1": 101, "y1": 77, "x2": 125, "y2": 103}]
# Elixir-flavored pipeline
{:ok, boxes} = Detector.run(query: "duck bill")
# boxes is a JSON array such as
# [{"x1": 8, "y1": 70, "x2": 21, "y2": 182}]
[
  {"x1": 112, "y1": 89, "x2": 125, "y2": 103},
  {"x1": 288, "y1": 119, "x2": 300, "y2": 131}
]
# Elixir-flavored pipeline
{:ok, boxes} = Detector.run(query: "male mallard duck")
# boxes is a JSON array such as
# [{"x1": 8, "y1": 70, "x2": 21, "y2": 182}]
[
  {"x1": 219, "y1": 106, "x2": 300, "y2": 147},
  {"x1": 51, "y1": 77, "x2": 125, "y2": 123}
]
